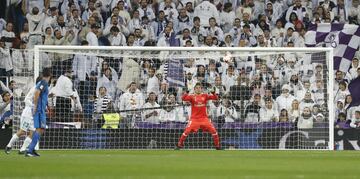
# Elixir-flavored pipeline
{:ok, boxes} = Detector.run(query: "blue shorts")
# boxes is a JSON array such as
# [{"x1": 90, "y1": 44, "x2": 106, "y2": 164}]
[{"x1": 33, "y1": 112, "x2": 46, "y2": 129}]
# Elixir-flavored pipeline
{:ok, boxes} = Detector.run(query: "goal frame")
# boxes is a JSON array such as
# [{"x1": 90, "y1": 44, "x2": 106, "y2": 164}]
[{"x1": 33, "y1": 45, "x2": 334, "y2": 150}]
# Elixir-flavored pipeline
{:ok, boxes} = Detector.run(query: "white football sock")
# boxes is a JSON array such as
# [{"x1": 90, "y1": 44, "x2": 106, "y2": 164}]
[
  {"x1": 7, "y1": 134, "x2": 19, "y2": 148},
  {"x1": 20, "y1": 137, "x2": 32, "y2": 152},
  {"x1": 35, "y1": 141, "x2": 39, "y2": 150}
]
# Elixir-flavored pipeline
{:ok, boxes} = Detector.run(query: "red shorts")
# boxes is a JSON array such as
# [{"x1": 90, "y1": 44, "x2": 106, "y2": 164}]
[{"x1": 183, "y1": 119, "x2": 217, "y2": 134}]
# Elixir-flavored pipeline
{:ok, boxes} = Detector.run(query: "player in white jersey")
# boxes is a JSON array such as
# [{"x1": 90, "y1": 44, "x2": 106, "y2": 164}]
[
  {"x1": 5, "y1": 79, "x2": 40, "y2": 154},
  {"x1": 26, "y1": 7, "x2": 45, "y2": 49}
]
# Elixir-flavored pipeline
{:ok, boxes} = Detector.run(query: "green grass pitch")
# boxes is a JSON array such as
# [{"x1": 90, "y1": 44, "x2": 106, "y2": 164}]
[{"x1": 1, "y1": 150, "x2": 359, "y2": 179}]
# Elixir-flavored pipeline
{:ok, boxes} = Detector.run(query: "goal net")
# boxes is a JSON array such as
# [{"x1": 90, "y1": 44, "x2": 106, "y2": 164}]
[{"x1": 12, "y1": 46, "x2": 334, "y2": 150}]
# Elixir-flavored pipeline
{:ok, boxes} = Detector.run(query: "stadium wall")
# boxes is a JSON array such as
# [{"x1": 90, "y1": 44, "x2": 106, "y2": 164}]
[
  {"x1": 335, "y1": 129, "x2": 360, "y2": 150},
  {"x1": 0, "y1": 129, "x2": 12, "y2": 149}
]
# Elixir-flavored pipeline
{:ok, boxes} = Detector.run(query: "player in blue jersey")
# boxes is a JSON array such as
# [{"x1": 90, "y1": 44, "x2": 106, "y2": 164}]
[
  {"x1": 5, "y1": 77, "x2": 42, "y2": 155},
  {"x1": 25, "y1": 68, "x2": 52, "y2": 157}
]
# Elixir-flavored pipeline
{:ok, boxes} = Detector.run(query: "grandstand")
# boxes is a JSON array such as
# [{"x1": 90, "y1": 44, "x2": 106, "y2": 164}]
[{"x1": 0, "y1": 0, "x2": 359, "y2": 151}]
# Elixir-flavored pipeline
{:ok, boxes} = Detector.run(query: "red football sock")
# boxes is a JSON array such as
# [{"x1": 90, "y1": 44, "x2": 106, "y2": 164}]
[
  {"x1": 178, "y1": 133, "x2": 187, "y2": 147},
  {"x1": 212, "y1": 133, "x2": 220, "y2": 148}
]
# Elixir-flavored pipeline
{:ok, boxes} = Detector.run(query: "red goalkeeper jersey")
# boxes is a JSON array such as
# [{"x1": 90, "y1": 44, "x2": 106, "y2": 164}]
[{"x1": 182, "y1": 93, "x2": 218, "y2": 122}]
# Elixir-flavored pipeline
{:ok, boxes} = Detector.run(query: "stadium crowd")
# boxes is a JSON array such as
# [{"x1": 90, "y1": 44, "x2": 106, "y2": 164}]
[{"x1": 0, "y1": 0, "x2": 360, "y2": 129}]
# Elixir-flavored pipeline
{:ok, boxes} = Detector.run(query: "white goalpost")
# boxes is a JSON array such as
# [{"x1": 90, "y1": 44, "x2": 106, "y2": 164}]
[{"x1": 12, "y1": 46, "x2": 333, "y2": 150}]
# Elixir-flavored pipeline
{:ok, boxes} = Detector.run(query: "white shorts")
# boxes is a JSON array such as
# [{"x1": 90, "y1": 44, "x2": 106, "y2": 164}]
[{"x1": 20, "y1": 106, "x2": 35, "y2": 132}]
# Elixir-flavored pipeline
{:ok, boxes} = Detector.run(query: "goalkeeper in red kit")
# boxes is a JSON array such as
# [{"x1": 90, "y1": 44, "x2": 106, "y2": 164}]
[{"x1": 176, "y1": 82, "x2": 221, "y2": 150}]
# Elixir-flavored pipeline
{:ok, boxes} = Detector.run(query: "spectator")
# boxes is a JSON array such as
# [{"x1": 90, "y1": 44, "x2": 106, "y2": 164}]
[
  {"x1": 145, "y1": 67, "x2": 160, "y2": 95},
  {"x1": 159, "y1": 93, "x2": 185, "y2": 123},
  {"x1": 128, "y1": 10, "x2": 141, "y2": 33},
  {"x1": 108, "y1": 26, "x2": 127, "y2": 46},
  {"x1": 86, "y1": 23, "x2": 100, "y2": 46},
  {"x1": 216, "y1": 98, "x2": 238, "y2": 123},
  {"x1": 244, "y1": 93, "x2": 262, "y2": 123},
  {"x1": 190, "y1": 16, "x2": 207, "y2": 45},
  {"x1": 335, "y1": 112, "x2": 350, "y2": 129},
  {"x1": 314, "y1": 113, "x2": 325, "y2": 122},
  {"x1": 52, "y1": 28, "x2": 74, "y2": 76},
  {"x1": 259, "y1": 98, "x2": 279, "y2": 122},
  {"x1": 222, "y1": 64, "x2": 238, "y2": 93},
  {"x1": 78, "y1": 16, "x2": 96, "y2": 42},
  {"x1": 11, "y1": 40, "x2": 32, "y2": 76},
  {"x1": 343, "y1": 94, "x2": 353, "y2": 111},
  {"x1": 175, "y1": 8, "x2": 192, "y2": 35},
  {"x1": 260, "y1": 87, "x2": 276, "y2": 107},
  {"x1": 223, "y1": 34, "x2": 235, "y2": 47},
  {"x1": 52, "y1": 68, "x2": 75, "y2": 123},
  {"x1": 299, "y1": 91, "x2": 315, "y2": 111},
  {"x1": 297, "y1": 107, "x2": 314, "y2": 129},
  {"x1": 44, "y1": 27, "x2": 54, "y2": 45},
  {"x1": 213, "y1": 76, "x2": 226, "y2": 97},
  {"x1": 208, "y1": 98, "x2": 221, "y2": 122},
  {"x1": 239, "y1": 24, "x2": 257, "y2": 47},
  {"x1": 0, "y1": 38, "x2": 12, "y2": 83},
  {"x1": 335, "y1": 99, "x2": 345, "y2": 117},
  {"x1": 117, "y1": 1, "x2": 131, "y2": 26},
  {"x1": 0, "y1": 81, "x2": 11, "y2": 100},
  {"x1": 152, "y1": 10, "x2": 169, "y2": 39},
  {"x1": 65, "y1": 9, "x2": 83, "y2": 43},
  {"x1": 335, "y1": 81, "x2": 350, "y2": 103},
  {"x1": 265, "y1": 2, "x2": 282, "y2": 26},
  {"x1": 160, "y1": 0, "x2": 179, "y2": 22},
  {"x1": 344, "y1": 96, "x2": 358, "y2": 120},
  {"x1": 319, "y1": 0, "x2": 337, "y2": 11},
  {"x1": 0, "y1": 91, "x2": 12, "y2": 128},
  {"x1": 157, "y1": 80, "x2": 169, "y2": 104},
  {"x1": 26, "y1": 7, "x2": 45, "y2": 49},
  {"x1": 193, "y1": 0, "x2": 219, "y2": 27},
  {"x1": 350, "y1": 110, "x2": 360, "y2": 128},
  {"x1": 81, "y1": 1, "x2": 98, "y2": 22},
  {"x1": 206, "y1": 17, "x2": 224, "y2": 41},
  {"x1": 72, "y1": 40, "x2": 98, "y2": 102},
  {"x1": 296, "y1": 80, "x2": 311, "y2": 100},
  {"x1": 285, "y1": 0, "x2": 309, "y2": 22},
  {"x1": 110, "y1": 0, "x2": 132, "y2": 12},
  {"x1": 179, "y1": 28, "x2": 198, "y2": 47},
  {"x1": 97, "y1": 68, "x2": 117, "y2": 100},
  {"x1": 271, "y1": 19, "x2": 286, "y2": 39},
  {"x1": 1, "y1": 22, "x2": 15, "y2": 48},
  {"x1": 185, "y1": 70, "x2": 197, "y2": 92},
  {"x1": 142, "y1": 92, "x2": 161, "y2": 124},
  {"x1": 93, "y1": 86, "x2": 112, "y2": 114},
  {"x1": 276, "y1": 84, "x2": 296, "y2": 112},
  {"x1": 137, "y1": 0, "x2": 156, "y2": 21},
  {"x1": 184, "y1": 2, "x2": 194, "y2": 19},
  {"x1": 312, "y1": 79, "x2": 326, "y2": 105},
  {"x1": 20, "y1": 22, "x2": 30, "y2": 43},
  {"x1": 220, "y1": 2, "x2": 235, "y2": 33},
  {"x1": 133, "y1": 28, "x2": 146, "y2": 46},
  {"x1": 334, "y1": 70, "x2": 347, "y2": 93},
  {"x1": 140, "y1": 16, "x2": 156, "y2": 42},
  {"x1": 349, "y1": 0, "x2": 360, "y2": 24},
  {"x1": 289, "y1": 99, "x2": 301, "y2": 122},
  {"x1": 118, "y1": 82, "x2": 145, "y2": 121},
  {"x1": 278, "y1": 108, "x2": 290, "y2": 122},
  {"x1": 347, "y1": 57, "x2": 359, "y2": 80},
  {"x1": 332, "y1": 0, "x2": 348, "y2": 23},
  {"x1": 0, "y1": 18, "x2": 5, "y2": 34}
]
